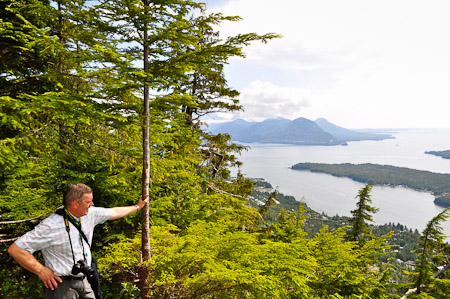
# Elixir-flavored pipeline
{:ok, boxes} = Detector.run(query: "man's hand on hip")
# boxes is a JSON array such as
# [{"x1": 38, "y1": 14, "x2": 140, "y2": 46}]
[{"x1": 38, "y1": 266, "x2": 62, "y2": 290}]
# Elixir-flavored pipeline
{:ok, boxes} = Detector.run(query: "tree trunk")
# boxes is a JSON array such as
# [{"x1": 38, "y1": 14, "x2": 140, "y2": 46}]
[
  {"x1": 139, "y1": 0, "x2": 151, "y2": 297},
  {"x1": 57, "y1": 1, "x2": 67, "y2": 168}
]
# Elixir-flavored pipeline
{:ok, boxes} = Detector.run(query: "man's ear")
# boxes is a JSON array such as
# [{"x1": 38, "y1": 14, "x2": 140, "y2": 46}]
[{"x1": 72, "y1": 200, "x2": 79, "y2": 208}]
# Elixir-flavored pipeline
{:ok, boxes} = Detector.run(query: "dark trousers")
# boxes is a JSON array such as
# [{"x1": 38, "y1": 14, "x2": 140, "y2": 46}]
[{"x1": 43, "y1": 277, "x2": 95, "y2": 299}]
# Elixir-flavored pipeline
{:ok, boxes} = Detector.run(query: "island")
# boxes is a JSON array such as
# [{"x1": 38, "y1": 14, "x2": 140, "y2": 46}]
[
  {"x1": 291, "y1": 162, "x2": 450, "y2": 207},
  {"x1": 425, "y1": 150, "x2": 450, "y2": 160}
]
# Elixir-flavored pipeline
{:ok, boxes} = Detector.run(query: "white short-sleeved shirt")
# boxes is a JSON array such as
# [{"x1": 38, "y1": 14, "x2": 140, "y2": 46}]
[{"x1": 15, "y1": 207, "x2": 112, "y2": 276}]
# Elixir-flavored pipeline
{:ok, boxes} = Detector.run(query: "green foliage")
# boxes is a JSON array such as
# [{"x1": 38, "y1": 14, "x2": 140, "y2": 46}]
[
  {"x1": 100, "y1": 221, "x2": 316, "y2": 298},
  {"x1": 249, "y1": 185, "x2": 300, "y2": 224},
  {"x1": 0, "y1": 247, "x2": 43, "y2": 298},
  {"x1": 308, "y1": 226, "x2": 391, "y2": 298},
  {"x1": 310, "y1": 227, "x2": 359, "y2": 296},
  {"x1": 262, "y1": 207, "x2": 307, "y2": 242},
  {"x1": 98, "y1": 193, "x2": 396, "y2": 298}
]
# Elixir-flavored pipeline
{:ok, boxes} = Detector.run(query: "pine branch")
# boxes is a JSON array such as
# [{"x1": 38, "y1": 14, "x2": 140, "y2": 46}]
[{"x1": 400, "y1": 265, "x2": 450, "y2": 298}]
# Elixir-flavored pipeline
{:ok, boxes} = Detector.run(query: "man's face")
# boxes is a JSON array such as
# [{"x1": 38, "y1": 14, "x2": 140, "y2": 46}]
[{"x1": 76, "y1": 193, "x2": 94, "y2": 217}]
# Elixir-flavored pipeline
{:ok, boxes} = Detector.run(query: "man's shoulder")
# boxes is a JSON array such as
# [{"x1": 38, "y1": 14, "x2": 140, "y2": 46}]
[
  {"x1": 23, "y1": 212, "x2": 64, "y2": 235},
  {"x1": 88, "y1": 206, "x2": 111, "y2": 215},
  {"x1": 41, "y1": 212, "x2": 64, "y2": 226},
  {"x1": 83, "y1": 206, "x2": 112, "y2": 226},
  {"x1": 84, "y1": 206, "x2": 112, "y2": 220}
]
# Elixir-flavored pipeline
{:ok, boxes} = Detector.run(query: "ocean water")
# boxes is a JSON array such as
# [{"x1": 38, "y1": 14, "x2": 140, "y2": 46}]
[{"x1": 233, "y1": 128, "x2": 450, "y2": 234}]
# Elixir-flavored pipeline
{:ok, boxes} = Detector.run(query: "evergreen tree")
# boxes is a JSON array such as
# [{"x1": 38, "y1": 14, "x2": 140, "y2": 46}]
[
  {"x1": 404, "y1": 207, "x2": 450, "y2": 298},
  {"x1": 346, "y1": 183, "x2": 379, "y2": 245}
]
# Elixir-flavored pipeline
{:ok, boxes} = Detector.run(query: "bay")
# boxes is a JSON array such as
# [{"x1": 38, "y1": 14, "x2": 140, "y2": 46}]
[{"x1": 233, "y1": 128, "x2": 450, "y2": 234}]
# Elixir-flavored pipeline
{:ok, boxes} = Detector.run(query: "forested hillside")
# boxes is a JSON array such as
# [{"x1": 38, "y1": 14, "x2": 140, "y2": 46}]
[
  {"x1": 2, "y1": 0, "x2": 450, "y2": 298},
  {"x1": 250, "y1": 181, "x2": 421, "y2": 263}
]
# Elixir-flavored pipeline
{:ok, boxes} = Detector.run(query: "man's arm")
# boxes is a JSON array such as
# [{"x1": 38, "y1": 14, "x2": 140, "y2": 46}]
[
  {"x1": 108, "y1": 196, "x2": 149, "y2": 221},
  {"x1": 8, "y1": 243, "x2": 62, "y2": 290}
]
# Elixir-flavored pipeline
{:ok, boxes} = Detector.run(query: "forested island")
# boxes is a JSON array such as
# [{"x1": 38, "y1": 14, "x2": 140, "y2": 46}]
[
  {"x1": 426, "y1": 150, "x2": 450, "y2": 159},
  {"x1": 291, "y1": 162, "x2": 450, "y2": 207}
]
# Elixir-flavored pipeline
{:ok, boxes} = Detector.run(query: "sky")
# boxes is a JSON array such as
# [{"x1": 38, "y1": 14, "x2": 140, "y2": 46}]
[{"x1": 203, "y1": 0, "x2": 450, "y2": 129}]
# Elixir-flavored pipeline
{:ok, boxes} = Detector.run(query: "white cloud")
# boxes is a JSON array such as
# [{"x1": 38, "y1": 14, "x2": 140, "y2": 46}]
[
  {"x1": 208, "y1": 0, "x2": 450, "y2": 128},
  {"x1": 237, "y1": 81, "x2": 310, "y2": 121},
  {"x1": 210, "y1": 80, "x2": 311, "y2": 122}
]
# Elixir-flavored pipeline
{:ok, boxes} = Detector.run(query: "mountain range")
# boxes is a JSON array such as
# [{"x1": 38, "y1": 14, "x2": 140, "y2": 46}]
[{"x1": 207, "y1": 117, "x2": 394, "y2": 145}]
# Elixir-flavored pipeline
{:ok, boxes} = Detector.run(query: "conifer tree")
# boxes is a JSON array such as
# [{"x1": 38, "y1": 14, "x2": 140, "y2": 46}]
[
  {"x1": 346, "y1": 183, "x2": 379, "y2": 244},
  {"x1": 91, "y1": 2, "x2": 278, "y2": 295},
  {"x1": 403, "y1": 207, "x2": 450, "y2": 297}
]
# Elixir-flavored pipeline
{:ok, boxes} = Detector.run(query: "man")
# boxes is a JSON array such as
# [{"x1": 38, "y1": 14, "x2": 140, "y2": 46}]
[{"x1": 8, "y1": 183, "x2": 148, "y2": 299}]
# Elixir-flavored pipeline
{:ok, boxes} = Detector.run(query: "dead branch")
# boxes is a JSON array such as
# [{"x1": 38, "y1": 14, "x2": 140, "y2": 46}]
[
  {"x1": 208, "y1": 183, "x2": 247, "y2": 200},
  {"x1": 0, "y1": 206, "x2": 62, "y2": 225},
  {"x1": 200, "y1": 150, "x2": 224, "y2": 179},
  {"x1": 71, "y1": 131, "x2": 137, "y2": 158},
  {"x1": 0, "y1": 237, "x2": 19, "y2": 243}
]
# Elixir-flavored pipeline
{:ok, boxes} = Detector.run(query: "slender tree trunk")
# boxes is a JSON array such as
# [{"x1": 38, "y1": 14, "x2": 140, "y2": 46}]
[
  {"x1": 184, "y1": 72, "x2": 198, "y2": 125},
  {"x1": 139, "y1": 0, "x2": 151, "y2": 296},
  {"x1": 57, "y1": 1, "x2": 67, "y2": 167}
]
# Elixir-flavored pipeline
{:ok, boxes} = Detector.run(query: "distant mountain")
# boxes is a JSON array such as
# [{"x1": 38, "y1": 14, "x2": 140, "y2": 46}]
[
  {"x1": 207, "y1": 117, "x2": 394, "y2": 145},
  {"x1": 314, "y1": 118, "x2": 394, "y2": 141},
  {"x1": 211, "y1": 118, "x2": 257, "y2": 137},
  {"x1": 235, "y1": 117, "x2": 292, "y2": 143}
]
